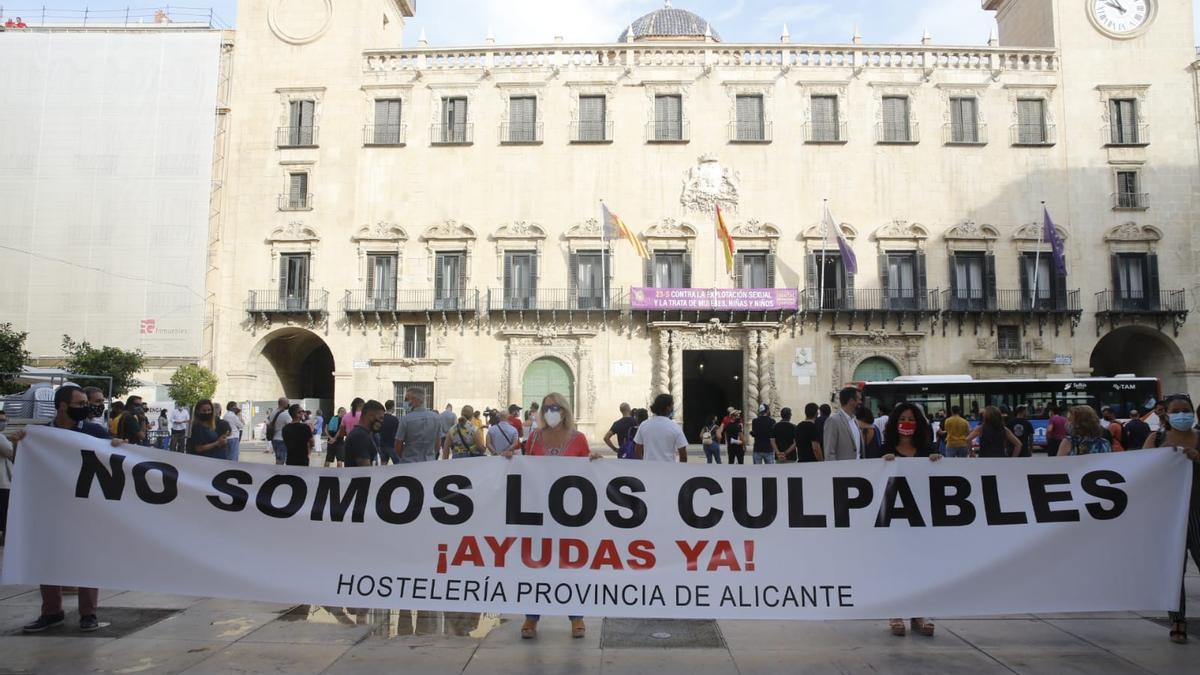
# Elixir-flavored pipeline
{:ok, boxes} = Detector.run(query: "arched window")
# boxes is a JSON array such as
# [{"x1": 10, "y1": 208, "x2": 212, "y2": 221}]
[
  {"x1": 522, "y1": 358, "x2": 575, "y2": 411},
  {"x1": 853, "y1": 357, "x2": 900, "y2": 383}
]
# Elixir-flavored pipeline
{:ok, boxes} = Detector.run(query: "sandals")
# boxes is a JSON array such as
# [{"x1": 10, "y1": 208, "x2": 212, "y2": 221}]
[
  {"x1": 889, "y1": 618, "x2": 906, "y2": 636},
  {"x1": 571, "y1": 619, "x2": 586, "y2": 639},
  {"x1": 1170, "y1": 621, "x2": 1188, "y2": 644},
  {"x1": 520, "y1": 619, "x2": 538, "y2": 640},
  {"x1": 911, "y1": 618, "x2": 935, "y2": 637}
]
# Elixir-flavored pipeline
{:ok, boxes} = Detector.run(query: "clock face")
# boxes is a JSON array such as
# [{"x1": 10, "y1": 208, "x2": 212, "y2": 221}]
[{"x1": 1090, "y1": 0, "x2": 1153, "y2": 37}]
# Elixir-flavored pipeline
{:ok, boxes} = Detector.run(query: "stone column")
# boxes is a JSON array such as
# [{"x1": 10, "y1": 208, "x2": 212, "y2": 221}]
[
  {"x1": 746, "y1": 329, "x2": 760, "y2": 413},
  {"x1": 656, "y1": 329, "x2": 671, "y2": 396},
  {"x1": 669, "y1": 330, "x2": 683, "y2": 422},
  {"x1": 758, "y1": 331, "x2": 775, "y2": 411}
]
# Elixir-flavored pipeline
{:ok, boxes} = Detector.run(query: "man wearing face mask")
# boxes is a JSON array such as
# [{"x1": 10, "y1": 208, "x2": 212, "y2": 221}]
[
  {"x1": 395, "y1": 387, "x2": 442, "y2": 464},
  {"x1": 634, "y1": 393, "x2": 689, "y2": 462},
  {"x1": 82, "y1": 387, "x2": 107, "y2": 428},
  {"x1": 117, "y1": 395, "x2": 146, "y2": 445},
  {"x1": 345, "y1": 400, "x2": 386, "y2": 467}
]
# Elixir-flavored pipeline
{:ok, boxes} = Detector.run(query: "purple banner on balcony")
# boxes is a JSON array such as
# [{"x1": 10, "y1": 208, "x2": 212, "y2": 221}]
[{"x1": 630, "y1": 288, "x2": 799, "y2": 312}]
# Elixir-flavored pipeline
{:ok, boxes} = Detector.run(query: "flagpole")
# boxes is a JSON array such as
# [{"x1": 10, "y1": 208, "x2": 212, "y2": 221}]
[
  {"x1": 713, "y1": 206, "x2": 719, "y2": 291},
  {"x1": 819, "y1": 198, "x2": 828, "y2": 309},
  {"x1": 599, "y1": 199, "x2": 610, "y2": 305},
  {"x1": 1031, "y1": 200, "x2": 1044, "y2": 309}
]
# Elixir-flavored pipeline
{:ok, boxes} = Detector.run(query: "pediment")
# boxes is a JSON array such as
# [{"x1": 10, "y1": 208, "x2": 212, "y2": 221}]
[
  {"x1": 944, "y1": 220, "x2": 999, "y2": 241},
  {"x1": 565, "y1": 219, "x2": 603, "y2": 239},
  {"x1": 1104, "y1": 222, "x2": 1162, "y2": 243},
  {"x1": 800, "y1": 222, "x2": 858, "y2": 241},
  {"x1": 352, "y1": 222, "x2": 408, "y2": 242},
  {"x1": 267, "y1": 222, "x2": 320, "y2": 243},
  {"x1": 421, "y1": 220, "x2": 477, "y2": 241},
  {"x1": 873, "y1": 220, "x2": 929, "y2": 242},
  {"x1": 492, "y1": 221, "x2": 547, "y2": 240},
  {"x1": 730, "y1": 220, "x2": 781, "y2": 240},
  {"x1": 644, "y1": 218, "x2": 698, "y2": 239},
  {"x1": 1014, "y1": 222, "x2": 1071, "y2": 241}
]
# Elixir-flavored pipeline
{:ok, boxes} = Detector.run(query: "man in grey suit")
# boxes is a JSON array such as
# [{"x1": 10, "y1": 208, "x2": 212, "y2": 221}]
[
  {"x1": 823, "y1": 387, "x2": 863, "y2": 461},
  {"x1": 395, "y1": 388, "x2": 443, "y2": 464}
]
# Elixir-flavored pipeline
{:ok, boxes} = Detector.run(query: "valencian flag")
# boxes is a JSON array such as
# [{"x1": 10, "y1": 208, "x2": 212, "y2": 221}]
[
  {"x1": 716, "y1": 204, "x2": 736, "y2": 274},
  {"x1": 602, "y1": 203, "x2": 649, "y2": 259},
  {"x1": 823, "y1": 203, "x2": 857, "y2": 275},
  {"x1": 1042, "y1": 207, "x2": 1067, "y2": 275}
]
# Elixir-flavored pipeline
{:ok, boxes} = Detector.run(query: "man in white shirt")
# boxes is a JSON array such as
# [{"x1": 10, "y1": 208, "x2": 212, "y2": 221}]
[
  {"x1": 873, "y1": 404, "x2": 890, "y2": 440},
  {"x1": 169, "y1": 402, "x2": 190, "y2": 453},
  {"x1": 634, "y1": 394, "x2": 688, "y2": 462},
  {"x1": 822, "y1": 387, "x2": 863, "y2": 461},
  {"x1": 222, "y1": 401, "x2": 245, "y2": 461},
  {"x1": 270, "y1": 397, "x2": 291, "y2": 465}
]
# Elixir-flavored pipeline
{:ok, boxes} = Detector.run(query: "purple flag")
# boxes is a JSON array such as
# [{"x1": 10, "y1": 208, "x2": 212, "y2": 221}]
[
  {"x1": 824, "y1": 205, "x2": 858, "y2": 275},
  {"x1": 1043, "y1": 207, "x2": 1066, "y2": 275}
]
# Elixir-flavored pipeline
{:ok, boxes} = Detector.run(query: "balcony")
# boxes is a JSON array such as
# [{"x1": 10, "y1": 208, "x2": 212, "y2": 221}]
[
  {"x1": 875, "y1": 122, "x2": 919, "y2": 145},
  {"x1": 487, "y1": 288, "x2": 625, "y2": 314},
  {"x1": 646, "y1": 121, "x2": 690, "y2": 143},
  {"x1": 1113, "y1": 192, "x2": 1150, "y2": 210},
  {"x1": 942, "y1": 289, "x2": 1082, "y2": 337},
  {"x1": 278, "y1": 193, "x2": 313, "y2": 211},
  {"x1": 943, "y1": 123, "x2": 988, "y2": 146},
  {"x1": 729, "y1": 121, "x2": 772, "y2": 143},
  {"x1": 363, "y1": 124, "x2": 408, "y2": 146},
  {"x1": 343, "y1": 289, "x2": 479, "y2": 316},
  {"x1": 1096, "y1": 290, "x2": 1188, "y2": 335},
  {"x1": 277, "y1": 126, "x2": 318, "y2": 148},
  {"x1": 500, "y1": 122, "x2": 544, "y2": 145},
  {"x1": 1010, "y1": 123, "x2": 1056, "y2": 146},
  {"x1": 431, "y1": 123, "x2": 474, "y2": 145},
  {"x1": 246, "y1": 290, "x2": 328, "y2": 331},
  {"x1": 804, "y1": 121, "x2": 848, "y2": 144},
  {"x1": 1105, "y1": 124, "x2": 1149, "y2": 147},
  {"x1": 801, "y1": 288, "x2": 939, "y2": 330},
  {"x1": 570, "y1": 121, "x2": 613, "y2": 143}
]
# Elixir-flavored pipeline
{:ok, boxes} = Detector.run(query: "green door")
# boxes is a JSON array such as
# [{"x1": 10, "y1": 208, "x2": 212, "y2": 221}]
[
  {"x1": 853, "y1": 357, "x2": 900, "y2": 382},
  {"x1": 522, "y1": 358, "x2": 574, "y2": 411}
]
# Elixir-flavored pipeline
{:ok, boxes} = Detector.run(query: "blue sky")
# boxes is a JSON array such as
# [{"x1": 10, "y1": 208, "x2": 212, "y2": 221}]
[{"x1": 27, "y1": 1, "x2": 1200, "y2": 47}]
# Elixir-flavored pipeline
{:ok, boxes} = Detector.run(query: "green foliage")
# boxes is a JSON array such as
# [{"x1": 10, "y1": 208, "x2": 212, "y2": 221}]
[
  {"x1": 60, "y1": 336, "x2": 146, "y2": 399},
  {"x1": 0, "y1": 323, "x2": 30, "y2": 395},
  {"x1": 167, "y1": 364, "x2": 218, "y2": 409}
]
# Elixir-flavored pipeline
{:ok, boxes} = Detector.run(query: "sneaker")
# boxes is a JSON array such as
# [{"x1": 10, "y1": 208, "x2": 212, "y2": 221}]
[
  {"x1": 22, "y1": 612, "x2": 65, "y2": 633},
  {"x1": 80, "y1": 615, "x2": 100, "y2": 632}
]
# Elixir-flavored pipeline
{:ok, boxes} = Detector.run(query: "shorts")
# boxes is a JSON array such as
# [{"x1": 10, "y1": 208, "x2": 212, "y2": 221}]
[
  {"x1": 325, "y1": 440, "x2": 345, "y2": 463},
  {"x1": 271, "y1": 440, "x2": 287, "y2": 463}
]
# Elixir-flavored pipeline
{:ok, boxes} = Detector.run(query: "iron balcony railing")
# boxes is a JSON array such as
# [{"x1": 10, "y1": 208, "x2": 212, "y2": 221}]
[
  {"x1": 942, "y1": 288, "x2": 994, "y2": 312},
  {"x1": 1113, "y1": 192, "x2": 1150, "y2": 210},
  {"x1": 363, "y1": 124, "x2": 408, "y2": 146},
  {"x1": 1096, "y1": 290, "x2": 1187, "y2": 314},
  {"x1": 278, "y1": 193, "x2": 313, "y2": 211},
  {"x1": 875, "y1": 122, "x2": 920, "y2": 144},
  {"x1": 431, "y1": 123, "x2": 474, "y2": 145},
  {"x1": 1106, "y1": 123, "x2": 1149, "y2": 147},
  {"x1": 500, "y1": 122, "x2": 544, "y2": 144},
  {"x1": 246, "y1": 290, "x2": 328, "y2": 314},
  {"x1": 277, "y1": 125, "x2": 318, "y2": 148},
  {"x1": 804, "y1": 121, "x2": 848, "y2": 144},
  {"x1": 1011, "y1": 123, "x2": 1056, "y2": 146},
  {"x1": 343, "y1": 289, "x2": 479, "y2": 313},
  {"x1": 802, "y1": 288, "x2": 940, "y2": 311},
  {"x1": 729, "y1": 120, "x2": 772, "y2": 143},
  {"x1": 943, "y1": 289, "x2": 1081, "y2": 313},
  {"x1": 487, "y1": 288, "x2": 624, "y2": 312},
  {"x1": 570, "y1": 121, "x2": 614, "y2": 143},
  {"x1": 943, "y1": 122, "x2": 988, "y2": 145},
  {"x1": 995, "y1": 347, "x2": 1032, "y2": 361},
  {"x1": 646, "y1": 120, "x2": 690, "y2": 143}
]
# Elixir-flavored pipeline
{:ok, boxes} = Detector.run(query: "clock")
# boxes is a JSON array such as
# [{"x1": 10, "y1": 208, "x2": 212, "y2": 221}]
[{"x1": 1087, "y1": 0, "x2": 1156, "y2": 39}]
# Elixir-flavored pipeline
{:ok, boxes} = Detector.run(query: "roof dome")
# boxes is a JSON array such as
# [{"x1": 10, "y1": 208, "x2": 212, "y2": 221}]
[{"x1": 618, "y1": 2, "x2": 721, "y2": 43}]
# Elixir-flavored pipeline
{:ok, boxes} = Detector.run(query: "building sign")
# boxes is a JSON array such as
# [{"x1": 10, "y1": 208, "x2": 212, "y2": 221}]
[
  {"x1": 1055, "y1": 354, "x2": 1074, "y2": 366},
  {"x1": 631, "y1": 288, "x2": 799, "y2": 312}
]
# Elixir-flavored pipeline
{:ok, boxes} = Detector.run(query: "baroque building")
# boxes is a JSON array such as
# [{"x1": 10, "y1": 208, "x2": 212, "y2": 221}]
[{"x1": 210, "y1": 0, "x2": 1200, "y2": 440}]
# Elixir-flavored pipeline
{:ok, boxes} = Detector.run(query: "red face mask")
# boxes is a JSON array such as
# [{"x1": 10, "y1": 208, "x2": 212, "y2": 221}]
[{"x1": 898, "y1": 421, "x2": 917, "y2": 437}]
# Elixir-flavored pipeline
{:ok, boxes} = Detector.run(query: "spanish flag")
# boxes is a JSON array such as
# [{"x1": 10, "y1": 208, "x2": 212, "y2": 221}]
[
  {"x1": 602, "y1": 203, "x2": 650, "y2": 259},
  {"x1": 716, "y1": 204, "x2": 736, "y2": 274}
]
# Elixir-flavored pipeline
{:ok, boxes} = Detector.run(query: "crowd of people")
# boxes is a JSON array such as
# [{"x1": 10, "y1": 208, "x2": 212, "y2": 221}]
[{"x1": 0, "y1": 382, "x2": 1197, "y2": 644}]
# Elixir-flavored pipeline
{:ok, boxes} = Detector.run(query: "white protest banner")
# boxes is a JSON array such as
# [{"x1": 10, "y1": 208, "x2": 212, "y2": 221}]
[{"x1": 2, "y1": 426, "x2": 1192, "y2": 620}]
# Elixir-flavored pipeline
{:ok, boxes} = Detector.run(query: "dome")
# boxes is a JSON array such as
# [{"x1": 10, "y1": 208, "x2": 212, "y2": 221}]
[{"x1": 618, "y1": 2, "x2": 721, "y2": 43}]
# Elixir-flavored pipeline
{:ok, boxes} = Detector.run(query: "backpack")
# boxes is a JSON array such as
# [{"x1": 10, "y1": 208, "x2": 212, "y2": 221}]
[
  {"x1": 265, "y1": 411, "x2": 283, "y2": 440},
  {"x1": 700, "y1": 425, "x2": 714, "y2": 445},
  {"x1": 619, "y1": 425, "x2": 638, "y2": 459}
]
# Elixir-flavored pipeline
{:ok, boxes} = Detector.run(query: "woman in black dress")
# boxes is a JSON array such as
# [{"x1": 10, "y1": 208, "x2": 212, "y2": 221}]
[
  {"x1": 966, "y1": 406, "x2": 1021, "y2": 458},
  {"x1": 187, "y1": 400, "x2": 228, "y2": 459},
  {"x1": 725, "y1": 412, "x2": 745, "y2": 464}
]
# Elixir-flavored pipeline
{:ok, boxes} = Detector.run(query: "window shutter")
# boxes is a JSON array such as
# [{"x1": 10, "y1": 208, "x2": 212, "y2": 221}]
[
  {"x1": 510, "y1": 97, "x2": 536, "y2": 141},
  {"x1": 844, "y1": 262, "x2": 856, "y2": 310},
  {"x1": 644, "y1": 256, "x2": 653, "y2": 288},
  {"x1": 289, "y1": 173, "x2": 305, "y2": 206},
  {"x1": 568, "y1": 252, "x2": 579, "y2": 299},
  {"x1": 279, "y1": 255, "x2": 288, "y2": 297},
  {"x1": 1109, "y1": 100, "x2": 1121, "y2": 144},
  {"x1": 811, "y1": 96, "x2": 836, "y2": 139},
  {"x1": 1146, "y1": 254, "x2": 1160, "y2": 309},
  {"x1": 805, "y1": 254, "x2": 818, "y2": 308},
  {"x1": 579, "y1": 96, "x2": 606, "y2": 140},
  {"x1": 529, "y1": 254, "x2": 539, "y2": 300},
  {"x1": 366, "y1": 255, "x2": 377, "y2": 300},
  {"x1": 984, "y1": 253, "x2": 997, "y2": 310},
  {"x1": 734, "y1": 253, "x2": 745, "y2": 288},
  {"x1": 916, "y1": 252, "x2": 928, "y2": 308},
  {"x1": 951, "y1": 98, "x2": 964, "y2": 141},
  {"x1": 456, "y1": 254, "x2": 467, "y2": 305},
  {"x1": 1054, "y1": 257, "x2": 1068, "y2": 309},
  {"x1": 766, "y1": 252, "x2": 776, "y2": 288},
  {"x1": 1018, "y1": 256, "x2": 1030, "y2": 309},
  {"x1": 1018, "y1": 99, "x2": 1044, "y2": 143},
  {"x1": 736, "y1": 95, "x2": 763, "y2": 140},
  {"x1": 878, "y1": 254, "x2": 890, "y2": 308},
  {"x1": 289, "y1": 101, "x2": 302, "y2": 129},
  {"x1": 1110, "y1": 254, "x2": 1122, "y2": 299},
  {"x1": 655, "y1": 95, "x2": 681, "y2": 139},
  {"x1": 883, "y1": 97, "x2": 908, "y2": 141},
  {"x1": 503, "y1": 253, "x2": 514, "y2": 300},
  {"x1": 682, "y1": 253, "x2": 693, "y2": 289}
]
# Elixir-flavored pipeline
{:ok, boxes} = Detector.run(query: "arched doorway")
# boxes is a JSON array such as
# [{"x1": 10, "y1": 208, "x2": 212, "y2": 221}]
[
  {"x1": 1090, "y1": 326, "x2": 1186, "y2": 393},
  {"x1": 522, "y1": 358, "x2": 574, "y2": 411},
  {"x1": 250, "y1": 328, "x2": 336, "y2": 402},
  {"x1": 854, "y1": 357, "x2": 901, "y2": 382}
]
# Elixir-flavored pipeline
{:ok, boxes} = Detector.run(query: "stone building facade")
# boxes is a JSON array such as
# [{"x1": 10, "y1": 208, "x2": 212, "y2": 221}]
[{"x1": 209, "y1": 0, "x2": 1200, "y2": 439}]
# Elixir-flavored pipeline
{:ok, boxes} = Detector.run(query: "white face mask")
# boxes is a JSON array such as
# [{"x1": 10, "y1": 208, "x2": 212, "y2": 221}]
[{"x1": 544, "y1": 410, "x2": 563, "y2": 428}]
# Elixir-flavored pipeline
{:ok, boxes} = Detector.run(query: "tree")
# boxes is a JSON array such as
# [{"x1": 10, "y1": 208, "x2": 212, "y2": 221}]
[
  {"x1": 167, "y1": 364, "x2": 218, "y2": 409},
  {"x1": 0, "y1": 323, "x2": 30, "y2": 395},
  {"x1": 61, "y1": 336, "x2": 146, "y2": 399}
]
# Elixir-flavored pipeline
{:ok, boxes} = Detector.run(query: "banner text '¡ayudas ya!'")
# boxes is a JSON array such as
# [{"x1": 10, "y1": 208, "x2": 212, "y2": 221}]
[{"x1": 75, "y1": 449, "x2": 1130, "y2": 530}]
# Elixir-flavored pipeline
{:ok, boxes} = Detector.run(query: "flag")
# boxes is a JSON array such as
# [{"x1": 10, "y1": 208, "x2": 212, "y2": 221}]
[
  {"x1": 602, "y1": 203, "x2": 649, "y2": 259},
  {"x1": 716, "y1": 205, "x2": 735, "y2": 275},
  {"x1": 824, "y1": 204, "x2": 857, "y2": 275},
  {"x1": 1042, "y1": 207, "x2": 1066, "y2": 275}
]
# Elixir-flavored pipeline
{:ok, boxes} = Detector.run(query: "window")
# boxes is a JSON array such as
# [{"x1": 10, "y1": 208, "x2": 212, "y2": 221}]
[
  {"x1": 279, "y1": 253, "x2": 310, "y2": 310},
  {"x1": 734, "y1": 95, "x2": 765, "y2": 141},
  {"x1": 1016, "y1": 99, "x2": 1047, "y2": 144},
  {"x1": 949, "y1": 97, "x2": 979, "y2": 144},
  {"x1": 366, "y1": 254, "x2": 397, "y2": 310},
  {"x1": 507, "y1": 96, "x2": 538, "y2": 143},
  {"x1": 654, "y1": 95, "x2": 683, "y2": 141},
  {"x1": 997, "y1": 326, "x2": 1022, "y2": 359},
  {"x1": 735, "y1": 251, "x2": 774, "y2": 289},
  {"x1": 573, "y1": 251, "x2": 608, "y2": 309},
  {"x1": 807, "y1": 254, "x2": 852, "y2": 309},
  {"x1": 577, "y1": 95, "x2": 608, "y2": 142},
  {"x1": 1109, "y1": 99, "x2": 1139, "y2": 145},
  {"x1": 286, "y1": 172, "x2": 309, "y2": 210},
  {"x1": 403, "y1": 325, "x2": 427, "y2": 359},
  {"x1": 1116, "y1": 170, "x2": 1144, "y2": 209},
  {"x1": 503, "y1": 251, "x2": 538, "y2": 309},
  {"x1": 1020, "y1": 253, "x2": 1063, "y2": 310},
  {"x1": 650, "y1": 252, "x2": 688, "y2": 288},
  {"x1": 434, "y1": 252, "x2": 466, "y2": 310},
  {"x1": 393, "y1": 382, "x2": 434, "y2": 411},
  {"x1": 809, "y1": 95, "x2": 841, "y2": 142},
  {"x1": 287, "y1": 100, "x2": 315, "y2": 146},
  {"x1": 1112, "y1": 253, "x2": 1159, "y2": 310},
  {"x1": 440, "y1": 97, "x2": 468, "y2": 144},
  {"x1": 952, "y1": 252, "x2": 989, "y2": 310},
  {"x1": 373, "y1": 99, "x2": 403, "y2": 145},
  {"x1": 881, "y1": 96, "x2": 912, "y2": 143},
  {"x1": 883, "y1": 252, "x2": 919, "y2": 308}
]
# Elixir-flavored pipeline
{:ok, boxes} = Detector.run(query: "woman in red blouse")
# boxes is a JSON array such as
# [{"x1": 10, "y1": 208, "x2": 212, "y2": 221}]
[{"x1": 503, "y1": 392, "x2": 601, "y2": 639}]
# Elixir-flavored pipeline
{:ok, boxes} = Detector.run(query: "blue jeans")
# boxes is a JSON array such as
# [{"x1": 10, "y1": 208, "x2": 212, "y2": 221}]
[
  {"x1": 753, "y1": 452, "x2": 776, "y2": 465},
  {"x1": 943, "y1": 446, "x2": 969, "y2": 458},
  {"x1": 704, "y1": 444, "x2": 722, "y2": 463},
  {"x1": 526, "y1": 614, "x2": 582, "y2": 622},
  {"x1": 271, "y1": 440, "x2": 287, "y2": 464},
  {"x1": 226, "y1": 437, "x2": 241, "y2": 462}
]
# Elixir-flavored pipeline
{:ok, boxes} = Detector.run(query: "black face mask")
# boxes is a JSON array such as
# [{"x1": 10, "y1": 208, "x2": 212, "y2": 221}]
[
  {"x1": 67, "y1": 406, "x2": 90, "y2": 422},
  {"x1": 90, "y1": 404, "x2": 105, "y2": 418},
  {"x1": 371, "y1": 420, "x2": 383, "y2": 432}
]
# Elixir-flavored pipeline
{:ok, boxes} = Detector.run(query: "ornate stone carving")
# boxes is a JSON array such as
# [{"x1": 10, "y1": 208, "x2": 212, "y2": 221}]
[
  {"x1": 352, "y1": 222, "x2": 408, "y2": 242},
  {"x1": 565, "y1": 219, "x2": 603, "y2": 240},
  {"x1": 730, "y1": 220, "x2": 781, "y2": 240},
  {"x1": 746, "y1": 330, "x2": 760, "y2": 412},
  {"x1": 268, "y1": 221, "x2": 320, "y2": 243},
  {"x1": 644, "y1": 218, "x2": 698, "y2": 240},
  {"x1": 1013, "y1": 222, "x2": 1070, "y2": 241},
  {"x1": 656, "y1": 330, "x2": 671, "y2": 396},
  {"x1": 872, "y1": 220, "x2": 930, "y2": 242},
  {"x1": 669, "y1": 320, "x2": 743, "y2": 351},
  {"x1": 1103, "y1": 222, "x2": 1161, "y2": 242},
  {"x1": 681, "y1": 154, "x2": 740, "y2": 214},
  {"x1": 800, "y1": 221, "x2": 858, "y2": 241},
  {"x1": 944, "y1": 220, "x2": 999, "y2": 241},
  {"x1": 422, "y1": 220, "x2": 477, "y2": 241},
  {"x1": 493, "y1": 221, "x2": 547, "y2": 240},
  {"x1": 669, "y1": 331, "x2": 683, "y2": 422},
  {"x1": 830, "y1": 332, "x2": 925, "y2": 391}
]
